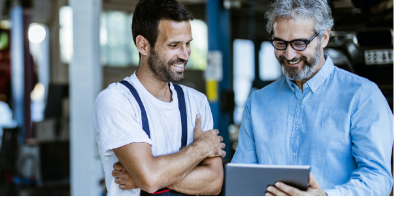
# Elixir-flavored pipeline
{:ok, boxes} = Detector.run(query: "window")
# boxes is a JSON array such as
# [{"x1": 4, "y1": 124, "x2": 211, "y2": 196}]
[
  {"x1": 259, "y1": 42, "x2": 282, "y2": 81},
  {"x1": 233, "y1": 39, "x2": 254, "y2": 125},
  {"x1": 100, "y1": 11, "x2": 139, "y2": 67},
  {"x1": 59, "y1": 6, "x2": 73, "y2": 64},
  {"x1": 188, "y1": 20, "x2": 207, "y2": 70},
  {"x1": 60, "y1": 7, "x2": 208, "y2": 69}
]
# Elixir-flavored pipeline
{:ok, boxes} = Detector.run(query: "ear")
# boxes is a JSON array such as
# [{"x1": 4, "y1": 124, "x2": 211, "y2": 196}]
[
  {"x1": 321, "y1": 28, "x2": 331, "y2": 48},
  {"x1": 135, "y1": 35, "x2": 151, "y2": 56}
]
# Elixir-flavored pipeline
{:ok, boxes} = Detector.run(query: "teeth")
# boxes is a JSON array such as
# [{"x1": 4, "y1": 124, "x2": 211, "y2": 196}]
[
  {"x1": 172, "y1": 63, "x2": 184, "y2": 68},
  {"x1": 289, "y1": 59, "x2": 301, "y2": 64}
]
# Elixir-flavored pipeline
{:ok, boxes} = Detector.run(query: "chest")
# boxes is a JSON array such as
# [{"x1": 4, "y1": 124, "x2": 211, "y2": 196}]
[
  {"x1": 250, "y1": 89, "x2": 354, "y2": 163},
  {"x1": 140, "y1": 103, "x2": 197, "y2": 157}
]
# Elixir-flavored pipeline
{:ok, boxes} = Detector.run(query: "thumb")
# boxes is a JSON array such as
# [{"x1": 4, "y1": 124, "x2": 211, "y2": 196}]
[
  {"x1": 194, "y1": 114, "x2": 202, "y2": 134},
  {"x1": 308, "y1": 173, "x2": 320, "y2": 188}
]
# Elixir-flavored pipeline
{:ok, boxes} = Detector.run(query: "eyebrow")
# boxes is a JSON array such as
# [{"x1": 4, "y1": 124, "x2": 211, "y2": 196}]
[
  {"x1": 272, "y1": 36, "x2": 310, "y2": 41},
  {"x1": 168, "y1": 38, "x2": 193, "y2": 44}
]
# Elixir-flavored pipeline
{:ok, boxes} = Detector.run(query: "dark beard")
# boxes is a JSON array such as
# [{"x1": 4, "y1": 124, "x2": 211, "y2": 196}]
[
  {"x1": 147, "y1": 48, "x2": 187, "y2": 82},
  {"x1": 278, "y1": 40, "x2": 322, "y2": 81}
]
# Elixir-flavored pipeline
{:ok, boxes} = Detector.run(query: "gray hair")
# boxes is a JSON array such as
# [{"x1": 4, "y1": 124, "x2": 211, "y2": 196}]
[{"x1": 265, "y1": 0, "x2": 334, "y2": 36}]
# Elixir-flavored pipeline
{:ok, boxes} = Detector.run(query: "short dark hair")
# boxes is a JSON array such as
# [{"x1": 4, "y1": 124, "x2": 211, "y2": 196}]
[{"x1": 132, "y1": 0, "x2": 194, "y2": 48}]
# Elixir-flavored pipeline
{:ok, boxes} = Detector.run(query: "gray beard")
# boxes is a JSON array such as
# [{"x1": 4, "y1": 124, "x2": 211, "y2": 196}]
[{"x1": 280, "y1": 40, "x2": 322, "y2": 81}]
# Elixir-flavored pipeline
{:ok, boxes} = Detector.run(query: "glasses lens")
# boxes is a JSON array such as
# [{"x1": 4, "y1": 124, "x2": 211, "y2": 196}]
[
  {"x1": 292, "y1": 41, "x2": 307, "y2": 50},
  {"x1": 272, "y1": 41, "x2": 286, "y2": 49}
]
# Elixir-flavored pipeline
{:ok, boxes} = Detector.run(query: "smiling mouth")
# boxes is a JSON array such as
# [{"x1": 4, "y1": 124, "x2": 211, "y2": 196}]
[
  {"x1": 172, "y1": 63, "x2": 184, "y2": 68},
  {"x1": 287, "y1": 59, "x2": 301, "y2": 65}
]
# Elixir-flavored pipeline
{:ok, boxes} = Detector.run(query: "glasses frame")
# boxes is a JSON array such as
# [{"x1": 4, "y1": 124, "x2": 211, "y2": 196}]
[{"x1": 269, "y1": 32, "x2": 319, "y2": 51}]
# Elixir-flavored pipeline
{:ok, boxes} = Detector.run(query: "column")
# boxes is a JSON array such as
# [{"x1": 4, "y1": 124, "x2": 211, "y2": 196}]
[{"x1": 69, "y1": 0, "x2": 103, "y2": 195}]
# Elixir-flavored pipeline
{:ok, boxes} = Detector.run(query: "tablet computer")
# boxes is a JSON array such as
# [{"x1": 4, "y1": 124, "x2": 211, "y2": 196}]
[{"x1": 225, "y1": 163, "x2": 310, "y2": 196}]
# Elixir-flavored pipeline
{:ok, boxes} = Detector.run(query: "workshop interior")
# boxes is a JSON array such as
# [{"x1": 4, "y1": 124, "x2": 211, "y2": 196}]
[{"x1": 0, "y1": 0, "x2": 392, "y2": 195}]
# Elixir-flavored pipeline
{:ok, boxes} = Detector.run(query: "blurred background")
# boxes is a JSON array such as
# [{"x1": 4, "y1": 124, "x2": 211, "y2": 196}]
[{"x1": 0, "y1": 0, "x2": 392, "y2": 195}]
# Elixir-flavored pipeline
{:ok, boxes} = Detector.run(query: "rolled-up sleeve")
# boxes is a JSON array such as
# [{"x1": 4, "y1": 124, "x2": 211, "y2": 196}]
[
  {"x1": 231, "y1": 98, "x2": 258, "y2": 164},
  {"x1": 325, "y1": 83, "x2": 393, "y2": 196}
]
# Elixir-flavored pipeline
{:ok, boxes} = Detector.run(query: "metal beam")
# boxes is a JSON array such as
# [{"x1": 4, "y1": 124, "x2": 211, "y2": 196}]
[
  {"x1": 206, "y1": 0, "x2": 231, "y2": 160},
  {"x1": 11, "y1": 5, "x2": 25, "y2": 143}
]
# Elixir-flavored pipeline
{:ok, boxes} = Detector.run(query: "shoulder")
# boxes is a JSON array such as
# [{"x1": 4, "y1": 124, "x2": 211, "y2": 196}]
[
  {"x1": 95, "y1": 82, "x2": 141, "y2": 115},
  {"x1": 249, "y1": 77, "x2": 287, "y2": 102},
  {"x1": 333, "y1": 67, "x2": 380, "y2": 94},
  {"x1": 96, "y1": 82, "x2": 131, "y2": 105}
]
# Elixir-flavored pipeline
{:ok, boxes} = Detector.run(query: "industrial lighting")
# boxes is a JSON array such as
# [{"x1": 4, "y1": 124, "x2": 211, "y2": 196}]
[
  {"x1": 28, "y1": 23, "x2": 46, "y2": 44},
  {"x1": 223, "y1": 0, "x2": 241, "y2": 9},
  {"x1": 30, "y1": 83, "x2": 45, "y2": 101}
]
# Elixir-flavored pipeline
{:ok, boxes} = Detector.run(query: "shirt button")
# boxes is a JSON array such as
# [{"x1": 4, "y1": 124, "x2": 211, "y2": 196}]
[
  {"x1": 305, "y1": 84, "x2": 308, "y2": 87},
  {"x1": 299, "y1": 101, "x2": 302, "y2": 104},
  {"x1": 292, "y1": 153, "x2": 296, "y2": 156},
  {"x1": 295, "y1": 126, "x2": 298, "y2": 129}
]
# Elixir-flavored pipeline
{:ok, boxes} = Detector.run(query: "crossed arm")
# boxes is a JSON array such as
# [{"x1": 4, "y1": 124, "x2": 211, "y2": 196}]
[{"x1": 112, "y1": 117, "x2": 225, "y2": 195}]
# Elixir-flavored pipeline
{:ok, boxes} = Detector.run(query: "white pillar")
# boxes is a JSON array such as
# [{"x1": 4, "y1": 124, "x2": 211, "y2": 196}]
[{"x1": 69, "y1": 0, "x2": 103, "y2": 195}]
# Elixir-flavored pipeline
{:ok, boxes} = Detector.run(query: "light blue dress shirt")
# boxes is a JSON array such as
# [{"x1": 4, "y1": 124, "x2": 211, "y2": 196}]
[{"x1": 231, "y1": 55, "x2": 393, "y2": 195}]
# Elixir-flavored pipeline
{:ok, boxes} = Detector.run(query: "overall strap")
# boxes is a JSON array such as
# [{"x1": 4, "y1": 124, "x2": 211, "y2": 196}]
[
  {"x1": 119, "y1": 80, "x2": 151, "y2": 137},
  {"x1": 120, "y1": 81, "x2": 187, "y2": 196},
  {"x1": 173, "y1": 84, "x2": 188, "y2": 148}
]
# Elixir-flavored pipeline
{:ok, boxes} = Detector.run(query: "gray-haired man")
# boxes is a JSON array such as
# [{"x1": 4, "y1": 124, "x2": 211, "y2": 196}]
[{"x1": 231, "y1": 0, "x2": 393, "y2": 196}]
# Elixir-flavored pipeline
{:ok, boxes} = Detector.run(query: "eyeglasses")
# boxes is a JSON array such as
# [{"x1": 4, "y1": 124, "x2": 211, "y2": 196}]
[{"x1": 269, "y1": 32, "x2": 319, "y2": 51}]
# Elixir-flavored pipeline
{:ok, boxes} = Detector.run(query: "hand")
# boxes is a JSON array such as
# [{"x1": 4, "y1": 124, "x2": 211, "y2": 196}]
[
  {"x1": 112, "y1": 162, "x2": 138, "y2": 190},
  {"x1": 193, "y1": 114, "x2": 226, "y2": 158},
  {"x1": 266, "y1": 173, "x2": 326, "y2": 196}
]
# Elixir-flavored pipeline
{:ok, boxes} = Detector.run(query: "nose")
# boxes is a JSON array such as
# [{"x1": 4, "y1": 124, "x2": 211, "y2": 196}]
[
  {"x1": 178, "y1": 44, "x2": 190, "y2": 60},
  {"x1": 284, "y1": 44, "x2": 297, "y2": 60}
]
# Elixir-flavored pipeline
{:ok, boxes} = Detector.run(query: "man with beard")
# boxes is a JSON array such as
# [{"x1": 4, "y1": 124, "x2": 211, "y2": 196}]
[
  {"x1": 231, "y1": 0, "x2": 393, "y2": 196},
  {"x1": 94, "y1": 0, "x2": 225, "y2": 195}
]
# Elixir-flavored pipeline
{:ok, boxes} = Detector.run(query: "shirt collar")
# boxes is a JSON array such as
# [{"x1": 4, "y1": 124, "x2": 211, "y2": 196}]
[{"x1": 285, "y1": 55, "x2": 334, "y2": 93}]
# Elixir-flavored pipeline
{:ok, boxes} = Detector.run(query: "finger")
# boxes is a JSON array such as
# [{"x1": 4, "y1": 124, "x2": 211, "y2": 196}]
[
  {"x1": 267, "y1": 186, "x2": 288, "y2": 196},
  {"x1": 220, "y1": 150, "x2": 226, "y2": 158},
  {"x1": 308, "y1": 173, "x2": 320, "y2": 189},
  {"x1": 275, "y1": 182, "x2": 303, "y2": 196},
  {"x1": 265, "y1": 192, "x2": 273, "y2": 196},
  {"x1": 210, "y1": 129, "x2": 219, "y2": 136},
  {"x1": 220, "y1": 136, "x2": 223, "y2": 142},
  {"x1": 117, "y1": 178, "x2": 124, "y2": 184},
  {"x1": 194, "y1": 114, "x2": 202, "y2": 133},
  {"x1": 112, "y1": 170, "x2": 122, "y2": 177},
  {"x1": 113, "y1": 162, "x2": 124, "y2": 170},
  {"x1": 120, "y1": 184, "x2": 137, "y2": 190},
  {"x1": 221, "y1": 143, "x2": 226, "y2": 149},
  {"x1": 117, "y1": 178, "x2": 129, "y2": 185}
]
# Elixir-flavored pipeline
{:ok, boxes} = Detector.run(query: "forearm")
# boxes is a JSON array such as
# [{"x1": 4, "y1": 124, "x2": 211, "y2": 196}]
[
  {"x1": 324, "y1": 169, "x2": 393, "y2": 196},
  {"x1": 167, "y1": 157, "x2": 223, "y2": 195},
  {"x1": 151, "y1": 142, "x2": 208, "y2": 189},
  {"x1": 115, "y1": 141, "x2": 208, "y2": 193}
]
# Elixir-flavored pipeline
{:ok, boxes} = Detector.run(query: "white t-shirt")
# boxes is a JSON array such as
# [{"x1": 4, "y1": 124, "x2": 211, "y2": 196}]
[{"x1": 94, "y1": 73, "x2": 213, "y2": 196}]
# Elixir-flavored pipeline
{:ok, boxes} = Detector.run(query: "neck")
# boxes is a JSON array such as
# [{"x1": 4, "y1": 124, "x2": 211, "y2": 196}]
[
  {"x1": 294, "y1": 53, "x2": 326, "y2": 91},
  {"x1": 135, "y1": 60, "x2": 173, "y2": 102}
]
